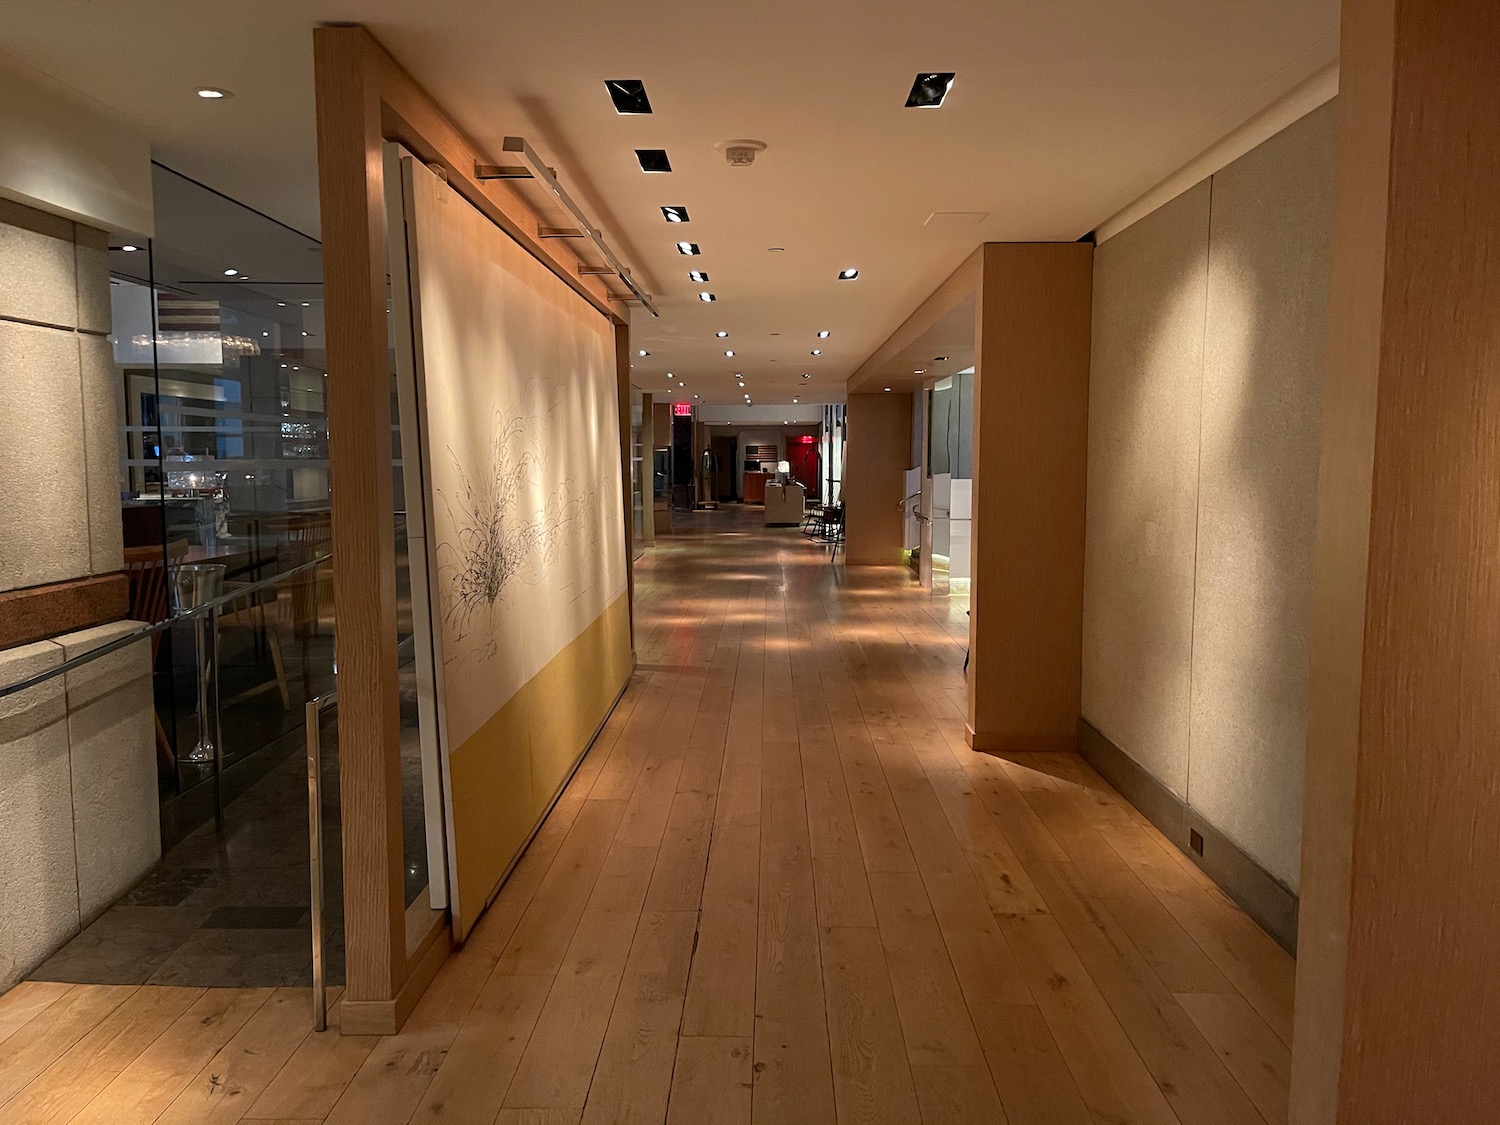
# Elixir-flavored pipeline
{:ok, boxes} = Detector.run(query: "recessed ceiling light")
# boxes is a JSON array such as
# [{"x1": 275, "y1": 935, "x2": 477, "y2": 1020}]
[
  {"x1": 838, "y1": 269, "x2": 859, "y2": 281},
  {"x1": 811, "y1": 349, "x2": 822, "y2": 356},
  {"x1": 694, "y1": 394, "x2": 700, "y2": 399},
  {"x1": 120, "y1": 244, "x2": 139, "y2": 252},
  {"x1": 662, "y1": 206, "x2": 690, "y2": 223},
  {"x1": 689, "y1": 270, "x2": 709, "y2": 283},
  {"x1": 223, "y1": 268, "x2": 239, "y2": 276},
  {"x1": 302, "y1": 302, "x2": 310, "y2": 307},
  {"x1": 196, "y1": 87, "x2": 232, "y2": 99},
  {"x1": 638, "y1": 350, "x2": 649, "y2": 356},
  {"x1": 699, "y1": 292, "x2": 716, "y2": 302},
  {"x1": 635, "y1": 149, "x2": 672, "y2": 173},
  {"x1": 725, "y1": 350, "x2": 734, "y2": 357},
  {"x1": 768, "y1": 247, "x2": 786, "y2": 253},
  {"x1": 884, "y1": 387, "x2": 892, "y2": 392},
  {"x1": 914, "y1": 368, "x2": 926, "y2": 374},
  {"x1": 677, "y1": 242, "x2": 700, "y2": 256},
  {"x1": 792, "y1": 397, "x2": 799, "y2": 403},
  {"x1": 817, "y1": 330, "x2": 830, "y2": 338},
  {"x1": 802, "y1": 373, "x2": 812, "y2": 379},
  {"x1": 934, "y1": 355, "x2": 949, "y2": 361},
  {"x1": 606, "y1": 80, "x2": 652, "y2": 115},
  {"x1": 716, "y1": 330, "x2": 729, "y2": 338},
  {"x1": 905, "y1": 72, "x2": 956, "y2": 109}
]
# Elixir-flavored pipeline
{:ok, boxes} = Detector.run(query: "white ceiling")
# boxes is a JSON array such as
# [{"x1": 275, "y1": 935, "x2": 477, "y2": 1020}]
[{"x1": 0, "y1": 0, "x2": 1338, "y2": 405}]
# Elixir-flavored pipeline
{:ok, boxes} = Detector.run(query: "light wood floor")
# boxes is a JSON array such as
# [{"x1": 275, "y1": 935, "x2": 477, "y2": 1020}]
[{"x1": 0, "y1": 507, "x2": 1295, "y2": 1124}]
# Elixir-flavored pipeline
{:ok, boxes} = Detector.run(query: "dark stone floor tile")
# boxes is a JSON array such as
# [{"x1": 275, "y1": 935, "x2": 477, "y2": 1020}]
[
  {"x1": 29, "y1": 906, "x2": 211, "y2": 985},
  {"x1": 203, "y1": 905, "x2": 309, "y2": 929},
  {"x1": 145, "y1": 926, "x2": 311, "y2": 988}
]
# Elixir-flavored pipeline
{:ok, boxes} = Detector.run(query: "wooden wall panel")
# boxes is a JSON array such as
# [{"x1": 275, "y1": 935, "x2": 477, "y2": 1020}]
[
  {"x1": 1293, "y1": 0, "x2": 1500, "y2": 1119},
  {"x1": 842, "y1": 393, "x2": 912, "y2": 565},
  {"x1": 967, "y1": 243, "x2": 1093, "y2": 752}
]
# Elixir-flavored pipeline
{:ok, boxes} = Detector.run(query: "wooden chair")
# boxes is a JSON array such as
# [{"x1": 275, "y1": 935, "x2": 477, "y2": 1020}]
[{"x1": 123, "y1": 540, "x2": 190, "y2": 770}]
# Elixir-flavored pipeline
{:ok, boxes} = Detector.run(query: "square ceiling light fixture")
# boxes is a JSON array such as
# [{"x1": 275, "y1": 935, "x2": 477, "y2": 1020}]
[
  {"x1": 905, "y1": 72, "x2": 956, "y2": 108},
  {"x1": 837, "y1": 268, "x2": 859, "y2": 280},
  {"x1": 689, "y1": 270, "x2": 709, "y2": 283},
  {"x1": 606, "y1": 79, "x2": 652, "y2": 115},
  {"x1": 635, "y1": 148, "x2": 672, "y2": 173},
  {"x1": 699, "y1": 292, "x2": 716, "y2": 302},
  {"x1": 661, "y1": 205, "x2": 690, "y2": 223},
  {"x1": 677, "y1": 241, "x2": 700, "y2": 255}
]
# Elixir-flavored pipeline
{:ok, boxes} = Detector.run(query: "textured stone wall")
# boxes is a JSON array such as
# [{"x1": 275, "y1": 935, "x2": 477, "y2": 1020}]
[
  {"x1": 0, "y1": 621, "x2": 157, "y2": 989},
  {"x1": 0, "y1": 197, "x2": 155, "y2": 990},
  {"x1": 0, "y1": 196, "x2": 123, "y2": 593},
  {"x1": 1082, "y1": 102, "x2": 1337, "y2": 891}
]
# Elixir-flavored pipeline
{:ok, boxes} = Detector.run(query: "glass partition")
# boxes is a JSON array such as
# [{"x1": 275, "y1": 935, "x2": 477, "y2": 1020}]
[{"x1": 107, "y1": 164, "x2": 333, "y2": 842}]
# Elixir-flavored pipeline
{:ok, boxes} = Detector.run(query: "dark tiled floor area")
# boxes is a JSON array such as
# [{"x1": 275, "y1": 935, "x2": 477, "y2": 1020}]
[
  {"x1": 32, "y1": 655, "x2": 431, "y2": 989},
  {"x1": 32, "y1": 737, "x2": 346, "y2": 988}
]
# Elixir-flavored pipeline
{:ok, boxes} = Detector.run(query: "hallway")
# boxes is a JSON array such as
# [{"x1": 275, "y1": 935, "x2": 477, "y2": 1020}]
[{"x1": 0, "y1": 508, "x2": 1293, "y2": 1125}]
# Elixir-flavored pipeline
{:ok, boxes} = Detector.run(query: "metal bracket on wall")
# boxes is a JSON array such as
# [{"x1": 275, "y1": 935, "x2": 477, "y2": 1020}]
[{"x1": 474, "y1": 137, "x2": 660, "y2": 317}]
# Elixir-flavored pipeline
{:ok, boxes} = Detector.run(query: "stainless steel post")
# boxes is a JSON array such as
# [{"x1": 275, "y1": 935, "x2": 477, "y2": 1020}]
[{"x1": 306, "y1": 697, "x2": 327, "y2": 1032}]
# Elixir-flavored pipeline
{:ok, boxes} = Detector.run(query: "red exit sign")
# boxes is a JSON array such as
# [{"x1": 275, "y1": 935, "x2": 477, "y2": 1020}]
[{"x1": 672, "y1": 403, "x2": 693, "y2": 416}]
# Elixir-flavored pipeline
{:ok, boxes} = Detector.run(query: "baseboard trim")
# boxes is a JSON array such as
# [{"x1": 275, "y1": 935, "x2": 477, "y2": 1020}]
[
  {"x1": 339, "y1": 911, "x2": 452, "y2": 1036},
  {"x1": 1077, "y1": 717, "x2": 1299, "y2": 954},
  {"x1": 967, "y1": 726, "x2": 1077, "y2": 754}
]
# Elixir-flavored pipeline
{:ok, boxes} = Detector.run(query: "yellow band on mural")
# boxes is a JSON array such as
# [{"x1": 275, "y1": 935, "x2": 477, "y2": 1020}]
[{"x1": 446, "y1": 591, "x2": 633, "y2": 939}]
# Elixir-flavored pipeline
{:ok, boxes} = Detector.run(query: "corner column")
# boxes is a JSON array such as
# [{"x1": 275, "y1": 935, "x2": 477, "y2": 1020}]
[
  {"x1": 966, "y1": 242, "x2": 1093, "y2": 752},
  {"x1": 1292, "y1": 0, "x2": 1500, "y2": 1118}
]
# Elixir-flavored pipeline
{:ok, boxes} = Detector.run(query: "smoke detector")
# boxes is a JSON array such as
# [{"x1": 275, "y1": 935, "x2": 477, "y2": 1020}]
[{"x1": 715, "y1": 139, "x2": 767, "y2": 167}]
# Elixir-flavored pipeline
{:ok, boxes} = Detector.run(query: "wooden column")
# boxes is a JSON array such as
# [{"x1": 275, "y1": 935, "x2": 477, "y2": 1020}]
[
  {"x1": 640, "y1": 394, "x2": 655, "y2": 546},
  {"x1": 313, "y1": 27, "x2": 406, "y2": 1026},
  {"x1": 842, "y1": 392, "x2": 912, "y2": 565},
  {"x1": 1291, "y1": 0, "x2": 1500, "y2": 1119},
  {"x1": 966, "y1": 243, "x2": 1093, "y2": 752}
]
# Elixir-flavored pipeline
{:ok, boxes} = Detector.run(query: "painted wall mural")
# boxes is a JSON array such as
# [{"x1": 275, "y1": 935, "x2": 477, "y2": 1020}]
[{"x1": 399, "y1": 153, "x2": 630, "y2": 909}]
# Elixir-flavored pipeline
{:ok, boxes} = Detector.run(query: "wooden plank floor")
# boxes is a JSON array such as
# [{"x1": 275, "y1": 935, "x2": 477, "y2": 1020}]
[{"x1": 0, "y1": 506, "x2": 1295, "y2": 1124}]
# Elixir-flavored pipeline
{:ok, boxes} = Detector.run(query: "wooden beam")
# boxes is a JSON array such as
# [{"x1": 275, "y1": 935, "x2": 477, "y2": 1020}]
[{"x1": 313, "y1": 24, "x2": 406, "y2": 1017}]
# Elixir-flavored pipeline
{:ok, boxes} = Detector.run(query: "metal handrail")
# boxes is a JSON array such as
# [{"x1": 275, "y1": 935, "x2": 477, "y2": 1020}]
[
  {"x1": 306, "y1": 689, "x2": 338, "y2": 1032},
  {"x1": 0, "y1": 552, "x2": 331, "y2": 702}
]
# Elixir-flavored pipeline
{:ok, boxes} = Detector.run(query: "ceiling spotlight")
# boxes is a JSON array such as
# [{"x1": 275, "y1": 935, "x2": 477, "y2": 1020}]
[
  {"x1": 884, "y1": 387, "x2": 892, "y2": 392},
  {"x1": 635, "y1": 148, "x2": 672, "y2": 173},
  {"x1": 802, "y1": 373, "x2": 812, "y2": 379},
  {"x1": 725, "y1": 349, "x2": 734, "y2": 357},
  {"x1": 638, "y1": 349, "x2": 649, "y2": 356},
  {"x1": 196, "y1": 87, "x2": 232, "y2": 99},
  {"x1": 223, "y1": 268, "x2": 239, "y2": 276},
  {"x1": 817, "y1": 330, "x2": 830, "y2": 338},
  {"x1": 699, "y1": 292, "x2": 716, "y2": 302},
  {"x1": 811, "y1": 349, "x2": 822, "y2": 356},
  {"x1": 934, "y1": 355, "x2": 949, "y2": 361},
  {"x1": 689, "y1": 270, "x2": 709, "y2": 283},
  {"x1": 905, "y1": 72, "x2": 957, "y2": 109},
  {"x1": 792, "y1": 397, "x2": 799, "y2": 403},
  {"x1": 694, "y1": 394, "x2": 700, "y2": 399},
  {"x1": 716, "y1": 330, "x2": 728, "y2": 338},
  {"x1": 914, "y1": 368, "x2": 926, "y2": 374},
  {"x1": 837, "y1": 268, "x2": 859, "y2": 281},
  {"x1": 661, "y1": 206, "x2": 690, "y2": 223},
  {"x1": 120, "y1": 244, "x2": 139, "y2": 252},
  {"x1": 677, "y1": 242, "x2": 700, "y2": 255},
  {"x1": 607, "y1": 80, "x2": 652, "y2": 115},
  {"x1": 768, "y1": 247, "x2": 786, "y2": 253}
]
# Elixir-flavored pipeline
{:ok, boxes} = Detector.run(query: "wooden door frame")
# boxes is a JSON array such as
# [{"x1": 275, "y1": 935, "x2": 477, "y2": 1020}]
[{"x1": 312, "y1": 23, "x2": 633, "y2": 1034}]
